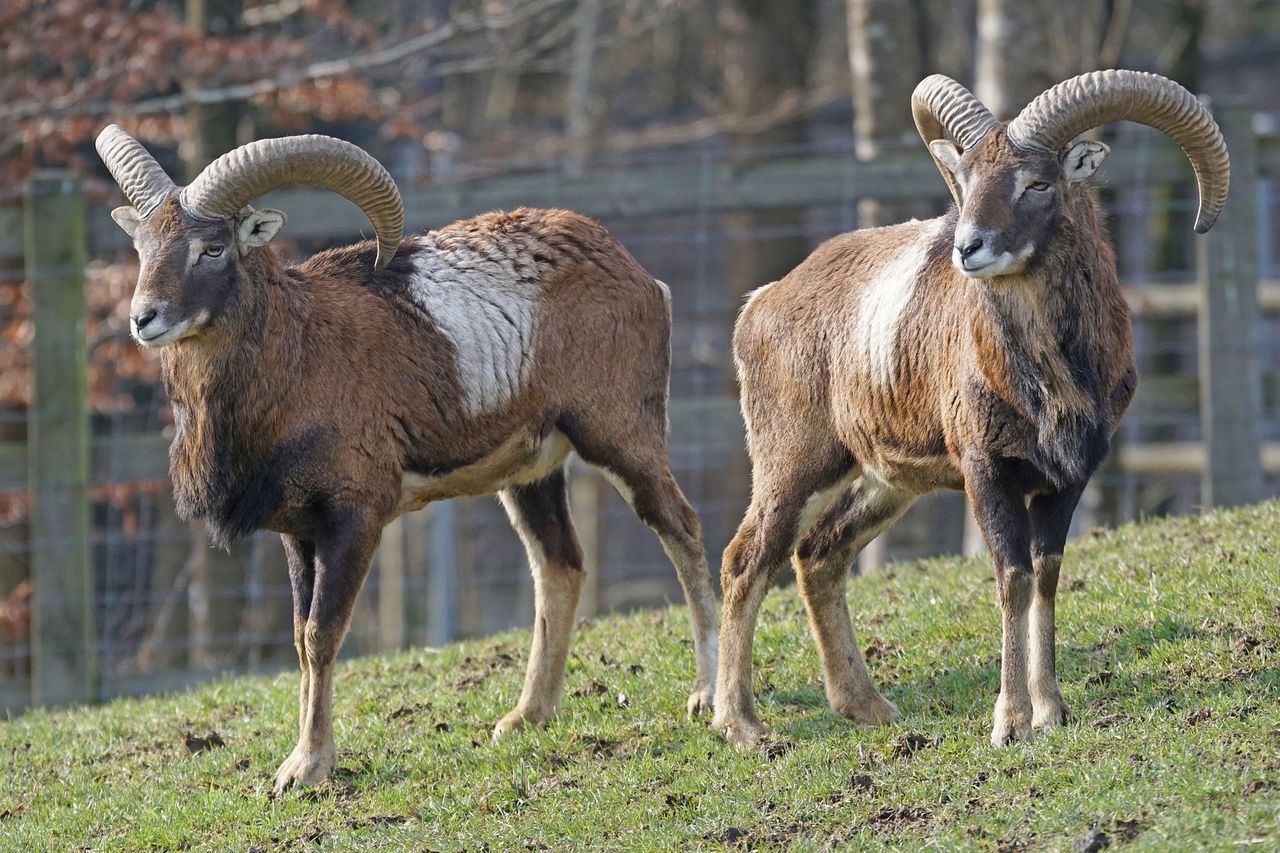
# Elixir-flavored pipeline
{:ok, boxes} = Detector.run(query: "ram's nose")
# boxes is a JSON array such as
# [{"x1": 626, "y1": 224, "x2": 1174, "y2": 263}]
[
  {"x1": 128, "y1": 300, "x2": 183, "y2": 347},
  {"x1": 131, "y1": 308, "x2": 158, "y2": 331},
  {"x1": 956, "y1": 237, "x2": 984, "y2": 260}
]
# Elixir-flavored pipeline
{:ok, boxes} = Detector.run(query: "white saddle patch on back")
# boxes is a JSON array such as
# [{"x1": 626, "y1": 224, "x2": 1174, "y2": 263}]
[{"x1": 407, "y1": 237, "x2": 539, "y2": 413}]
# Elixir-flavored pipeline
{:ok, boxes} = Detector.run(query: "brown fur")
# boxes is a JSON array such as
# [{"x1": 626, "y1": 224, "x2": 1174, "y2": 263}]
[
  {"x1": 712, "y1": 128, "x2": 1137, "y2": 750},
  {"x1": 121, "y1": 201, "x2": 718, "y2": 792}
]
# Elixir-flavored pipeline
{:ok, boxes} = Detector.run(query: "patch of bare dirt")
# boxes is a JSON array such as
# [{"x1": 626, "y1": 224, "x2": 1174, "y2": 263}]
[
  {"x1": 891, "y1": 731, "x2": 942, "y2": 759},
  {"x1": 344, "y1": 814, "x2": 414, "y2": 830},
  {"x1": 863, "y1": 639, "x2": 898, "y2": 661},
  {"x1": 867, "y1": 804, "x2": 933, "y2": 833},
  {"x1": 571, "y1": 679, "x2": 609, "y2": 698},
  {"x1": 850, "y1": 772, "x2": 874, "y2": 793},
  {"x1": 453, "y1": 650, "x2": 517, "y2": 691},
  {"x1": 1184, "y1": 708, "x2": 1212, "y2": 725},
  {"x1": 571, "y1": 732, "x2": 622, "y2": 759},
  {"x1": 1091, "y1": 713, "x2": 1129, "y2": 729},
  {"x1": 182, "y1": 731, "x2": 225, "y2": 755}
]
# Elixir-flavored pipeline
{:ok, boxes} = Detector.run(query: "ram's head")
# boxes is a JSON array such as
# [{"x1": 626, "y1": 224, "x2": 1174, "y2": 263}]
[
  {"x1": 912, "y1": 70, "x2": 1230, "y2": 279},
  {"x1": 97, "y1": 128, "x2": 404, "y2": 346}
]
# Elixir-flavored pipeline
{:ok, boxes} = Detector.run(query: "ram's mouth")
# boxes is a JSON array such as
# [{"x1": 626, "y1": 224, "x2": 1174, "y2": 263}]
[
  {"x1": 960, "y1": 258, "x2": 999, "y2": 276},
  {"x1": 954, "y1": 252, "x2": 1007, "y2": 279},
  {"x1": 132, "y1": 313, "x2": 206, "y2": 348}
]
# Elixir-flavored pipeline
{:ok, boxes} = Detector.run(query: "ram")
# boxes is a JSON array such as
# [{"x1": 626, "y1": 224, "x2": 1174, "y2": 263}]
[
  {"x1": 96, "y1": 128, "x2": 719, "y2": 792},
  {"x1": 710, "y1": 70, "x2": 1229, "y2": 748}
]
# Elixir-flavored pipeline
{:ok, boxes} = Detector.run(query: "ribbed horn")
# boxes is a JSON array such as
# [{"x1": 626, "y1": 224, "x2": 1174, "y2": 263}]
[
  {"x1": 181, "y1": 135, "x2": 404, "y2": 268},
  {"x1": 1007, "y1": 69, "x2": 1229, "y2": 233},
  {"x1": 95, "y1": 125, "x2": 177, "y2": 218},
  {"x1": 911, "y1": 74, "x2": 1000, "y2": 203}
]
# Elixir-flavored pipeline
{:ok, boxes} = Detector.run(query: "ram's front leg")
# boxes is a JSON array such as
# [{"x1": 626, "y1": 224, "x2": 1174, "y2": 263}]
[
  {"x1": 964, "y1": 457, "x2": 1035, "y2": 746},
  {"x1": 274, "y1": 512, "x2": 380, "y2": 795},
  {"x1": 1028, "y1": 486, "x2": 1083, "y2": 730},
  {"x1": 281, "y1": 536, "x2": 316, "y2": 742}
]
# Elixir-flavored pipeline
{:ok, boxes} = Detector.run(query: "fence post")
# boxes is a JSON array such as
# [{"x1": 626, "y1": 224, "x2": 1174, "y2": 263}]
[
  {"x1": 425, "y1": 501, "x2": 458, "y2": 646},
  {"x1": 25, "y1": 171, "x2": 96, "y2": 705},
  {"x1": 1198, "y1": 102, "x2": 1263, "y2": 508},
  {"x1": 378, "y1": 517, "x2": 407, "y2": 651},
  {"x1": 570, "y1": 465, "x2": 602, "y2": 620}
]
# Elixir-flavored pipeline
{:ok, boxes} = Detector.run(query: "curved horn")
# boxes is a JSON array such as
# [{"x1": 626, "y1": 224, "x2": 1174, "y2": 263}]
[
  {"x1": 912, "y1": 74, "x2": 1000, "y2": 203},
  {"x1": 1007, "y1": 69, "x2": 1229, "y2": 233},
  {"x1": 181, "y1": 135, "x2": 404, "y2": 268},
  {"x1": 95, "y1": 125, "x2": 177, "y2": 218}
]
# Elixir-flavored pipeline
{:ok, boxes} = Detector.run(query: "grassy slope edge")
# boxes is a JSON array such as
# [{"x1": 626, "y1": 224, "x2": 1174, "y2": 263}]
[{"x1": 1, "y1": 501, "x2": 1277, "y2": 851}]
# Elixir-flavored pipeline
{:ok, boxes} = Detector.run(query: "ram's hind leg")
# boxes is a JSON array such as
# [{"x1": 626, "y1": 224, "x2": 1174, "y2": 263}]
[
  {"x1": 493, "y1": 467, "x2": 585, "y2": 740},
  {"x1": 564, "y1": 415, "x2": 719, "y2": 718},
  {"x1": 794, "y1": 478, "x2": 913, "y2": 726},
  {"x1": 713, "y1": 441, "x2": 855, "y2": 748},
  {"x1": 593, "y1": 460, "x2": 719, "y2": 716}
]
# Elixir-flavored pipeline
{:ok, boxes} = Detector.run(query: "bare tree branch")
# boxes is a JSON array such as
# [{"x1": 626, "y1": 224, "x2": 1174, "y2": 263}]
[{"x1": 0, "y1": 0, "x2": 570, "y2": 126}]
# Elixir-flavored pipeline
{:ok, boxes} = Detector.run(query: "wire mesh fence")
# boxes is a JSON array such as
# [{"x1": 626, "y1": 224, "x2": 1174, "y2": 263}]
[{"x1": 0, "y1": 123, "x2": 1276, "y2": 712}]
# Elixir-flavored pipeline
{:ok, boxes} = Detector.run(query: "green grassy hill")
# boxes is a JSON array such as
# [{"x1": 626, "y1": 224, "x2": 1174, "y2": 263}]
[{"x1": 2, "y1": 502, "x2": 1278, "y2": 851}]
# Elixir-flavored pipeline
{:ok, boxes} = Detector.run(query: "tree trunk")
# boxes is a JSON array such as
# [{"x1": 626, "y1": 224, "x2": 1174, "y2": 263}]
[
  {"x1": 718, "y1": 0, "x2": 815, "y2": 302},
  {"x1": 183, "y1": 0, "x2": 245, "y2": 180},
  {"x1": 974, "y1": 0, "x2": 1058, "y2": 120},
  {"x1": 565, "y1": 0, "x2": 602, "y2": 174},
  {"x1": 131, "y1": 489, "x2": 191, "y2": 672},
  {"x1": 847, "y1": 0, "x2": 963, "y2": 570},
  {"x1": 846, "y1": 0, "x2": 933, "y2": 225}
]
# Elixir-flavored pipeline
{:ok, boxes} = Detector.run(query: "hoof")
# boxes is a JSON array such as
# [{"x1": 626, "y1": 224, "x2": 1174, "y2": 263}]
[
  {"x1": 712, "y1": 711, "x2": 769, "y2": 750},
  {"x1": 686, "y1": 682, "x2": 715, "y2": 718},
  {"x1": 991, "y1": 695, "x2": 1033, "y2": 746},
  {"x1": 272, "y1": 744, "x2": 336, "y2": 796},
  {"x1": 1032, "y1": 693, "x2": 1071, "y2": 730},
  {"x1": 832, "y1": 691, "x2": 901, "y2": 727},
  {"x1": 491, "y1": 707, "x2": 552, "y2": 743}
]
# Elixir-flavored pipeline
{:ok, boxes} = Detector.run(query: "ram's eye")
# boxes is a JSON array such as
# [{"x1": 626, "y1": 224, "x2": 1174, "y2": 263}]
[
  {"x1": 201, "y1": 244, "x2": 225, "y2": 258},
  {"x1": 1028, "y1": 182, "x2": 1052, "y2": 192}
]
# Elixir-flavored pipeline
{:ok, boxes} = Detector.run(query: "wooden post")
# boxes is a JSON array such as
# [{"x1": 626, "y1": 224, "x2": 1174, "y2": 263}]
[
  {"x1": 857, "y1": 532, "x2": 887, "y2": 573},
  {"x1": 425, "y1": 501, "x2": 458, "y2": 646},
  {"x1": 564, "y1": 0, "x2": 601, "y2": 175},
  {"x1": 570, "y1": 464, "x2": 602, "y2": 620},
  {"x1": 378, "y1": 517, "x2": 407, "y2": 651},
  {"x1": 403, "y1": 512, "x2": 431, "y2": 647},
  {"x1": 1198, "y1": 102, "x2": 1263, "y2": 508},
  {"x1": 25, "y1": 172, "x2": 96, "y2": 706}
]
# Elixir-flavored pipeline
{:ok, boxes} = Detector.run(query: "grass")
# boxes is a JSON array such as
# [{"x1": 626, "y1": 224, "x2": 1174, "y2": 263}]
[{"x1": 2, "y1": 502, "x2": 1278, "y2": 851}]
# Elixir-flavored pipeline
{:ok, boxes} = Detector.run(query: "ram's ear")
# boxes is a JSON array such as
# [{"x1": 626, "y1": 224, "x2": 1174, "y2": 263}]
[
  {"x1": 928, "y1": 139, "x2": 964, "y2": 176},
  {"x1": 111, "y1": 206, "x2": 142, "y2": 238},
  {"x1": 237, "y1": 208, "x2": 286, "y2": 249},
  {"x1": 1061, "y1": 140, "x2": 1110, "y2": 184}
]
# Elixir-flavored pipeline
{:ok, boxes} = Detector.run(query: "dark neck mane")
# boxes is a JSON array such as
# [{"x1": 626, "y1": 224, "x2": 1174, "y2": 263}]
[
  {"x1": 973, "y1": 190, "x2": 1126, "y2": 487},
  {"x1": 162, "y1": 250, "x2": 300, "y2": 545}
]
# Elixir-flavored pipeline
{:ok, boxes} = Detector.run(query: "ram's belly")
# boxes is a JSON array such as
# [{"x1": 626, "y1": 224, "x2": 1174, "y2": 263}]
[
  {"x1": 859, "y1": 448, "x2": 964, "y2": 493},
  {"x1": 396, "y1": 428, "x2": 572, "y2": 514}
]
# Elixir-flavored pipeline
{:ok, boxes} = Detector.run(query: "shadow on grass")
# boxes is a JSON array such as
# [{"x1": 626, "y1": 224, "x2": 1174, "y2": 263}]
[{"x1": 753, "y1": 613, "x2": 1277, "y2": 745}]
